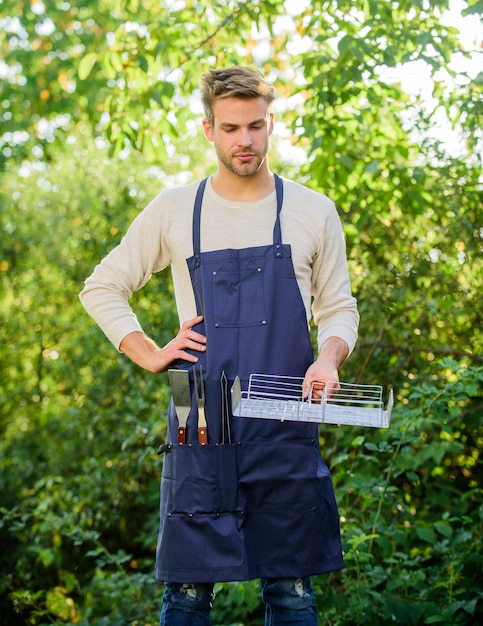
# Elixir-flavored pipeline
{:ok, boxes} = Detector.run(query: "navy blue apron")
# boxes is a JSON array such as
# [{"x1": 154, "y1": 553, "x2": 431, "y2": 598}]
[{"x1": 155, "y1": 175, "x2": 343, "y2": 583}]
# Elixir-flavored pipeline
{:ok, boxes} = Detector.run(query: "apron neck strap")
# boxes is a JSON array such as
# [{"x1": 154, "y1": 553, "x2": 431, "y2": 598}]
[
  {"x1": 192, "y1": 174, "x2": 284, "y2": 257},
  {"x1": 192, "y1": 178, "x2": 208, "y2": 263},
  {"x1": 273, "y1": 173, "x2": 283, "y2": 247}
]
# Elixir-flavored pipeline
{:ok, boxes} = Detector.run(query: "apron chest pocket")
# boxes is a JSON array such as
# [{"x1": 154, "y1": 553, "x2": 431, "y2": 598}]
[{"x1": 210, "y1": 261, "x2": 268, "y2": 328}]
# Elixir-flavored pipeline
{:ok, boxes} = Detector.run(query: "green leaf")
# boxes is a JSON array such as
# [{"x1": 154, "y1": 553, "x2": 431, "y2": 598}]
[
  {"x1": 108, "y1": 51, "x2": 124, "y2": 73},
  {"x1": 135, "y1": 55, "x2": 149, "y2": 73},
  {"x1": 435, "y1": 520, "x2": 453, "y2": 538},
  {"x1": 340, "y1": 155, "x2": 355, "y2": 170},
  {"x1": 78, "y1": 52, "x2": 98, "y2": 80},
  {"x1": 466, "y1": 383, "x2": 478, "y2": 397},
  {"x1": 450, "y1": 599, "x2": 477, "y2": 615},
  {"x1": 425, "y1": 613, "x2": 452, "y2": 624},
  {"x1": 338, "y1": 34, "x2": 353, "y2": 53},
  {"x1": 462, "y1": 0, "x2": 483, "y2": 16},
  {"x1": 364, "y1": 159, "x2": 380, "y2": 173},
  {"x1": 449, "y1": 404, "x2": 460, "y2": 417},
  {"x1": 101, "y1": 52, "x2": 117, "y2": 80},
  {"x1": 416, "y1": 526, "x2": 436, "y2": 543}
]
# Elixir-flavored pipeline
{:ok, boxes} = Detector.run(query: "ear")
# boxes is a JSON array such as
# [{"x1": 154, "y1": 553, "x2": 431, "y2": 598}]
[
  {"x1": 268, "y1": 112, "x2": 274, "y2": 136},
  {"x1": 202, "y1": 118, "x2": 214, "y2": 142}
]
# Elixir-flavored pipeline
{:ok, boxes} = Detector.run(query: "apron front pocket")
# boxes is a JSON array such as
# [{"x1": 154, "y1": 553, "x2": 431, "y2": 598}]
[
  {"x1": 218, "y1": 444, "x2": 240, "y2": 512},
  {"x1": 238, "y1": 440, "x2": 319, "y2": 513},
  {"x1": 162, "y1": 443, "x2": 241, "y2": 515}
]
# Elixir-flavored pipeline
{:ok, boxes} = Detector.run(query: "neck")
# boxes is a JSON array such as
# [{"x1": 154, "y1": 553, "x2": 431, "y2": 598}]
[{"x1": 210, "y1": 166, "x2": 275, "y2": 201}]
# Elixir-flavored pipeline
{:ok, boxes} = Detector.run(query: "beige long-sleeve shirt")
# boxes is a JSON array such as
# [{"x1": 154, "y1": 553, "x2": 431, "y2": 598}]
[{"x1": 79, "y1": 176, "x2": 359, "y2": 354}]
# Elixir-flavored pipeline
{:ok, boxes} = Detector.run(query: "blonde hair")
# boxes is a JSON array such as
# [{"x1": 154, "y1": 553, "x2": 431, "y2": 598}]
[{"x1": 200, "y1": 67, "x2": 276, "y2": 123}]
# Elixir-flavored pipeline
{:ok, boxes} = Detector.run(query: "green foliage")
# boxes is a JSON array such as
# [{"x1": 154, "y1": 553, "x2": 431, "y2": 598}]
[
  {"x1": 0, "y1": 136, "x2": 169, "y2": 625},
  {"x1": 320, "y1": 358, "x2": 483, "y2": 625},
  {"x1": 0, "y1": 0, "x2": 287, "y2": 165},
  {"x1": 1, "y1": 0, "x2": 482, "y2": 624}
]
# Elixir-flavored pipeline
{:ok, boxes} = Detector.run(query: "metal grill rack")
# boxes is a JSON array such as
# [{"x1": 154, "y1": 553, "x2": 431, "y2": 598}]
[{"x1": 231, "y1": 374, "x2": 393, "y2": 428}]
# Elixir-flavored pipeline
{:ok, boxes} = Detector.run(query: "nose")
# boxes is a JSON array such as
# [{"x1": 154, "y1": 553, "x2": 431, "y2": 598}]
[{"x1": 238, "y1": 128, "x2": 253, "y2": 147}]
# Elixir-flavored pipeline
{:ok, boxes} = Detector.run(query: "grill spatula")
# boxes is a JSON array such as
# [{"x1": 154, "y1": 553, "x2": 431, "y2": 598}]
[{"x1": 168, "y1": 369, "x2": 192, "y2": 444}]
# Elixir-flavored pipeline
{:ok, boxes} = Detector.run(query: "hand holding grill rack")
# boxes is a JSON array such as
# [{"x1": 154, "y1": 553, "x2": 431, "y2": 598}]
[{"x1": 231, "y1": 374, "x2": 393, "y2": 428}]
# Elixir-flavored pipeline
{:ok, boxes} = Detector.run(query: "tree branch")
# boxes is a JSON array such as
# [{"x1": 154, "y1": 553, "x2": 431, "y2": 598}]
[{"x1": 198, "y1": 4, "x2": 243, "y2": 49}]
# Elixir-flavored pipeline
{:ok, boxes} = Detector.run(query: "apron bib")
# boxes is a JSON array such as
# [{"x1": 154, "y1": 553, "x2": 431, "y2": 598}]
[{"x1": 155, "y1": 175, "x2": 343, "y2": 582}]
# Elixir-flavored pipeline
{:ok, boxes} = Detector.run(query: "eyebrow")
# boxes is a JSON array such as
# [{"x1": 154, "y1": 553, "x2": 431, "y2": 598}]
[{"x1": 218, "y1": 118, "x2": 266, "y2": 129}]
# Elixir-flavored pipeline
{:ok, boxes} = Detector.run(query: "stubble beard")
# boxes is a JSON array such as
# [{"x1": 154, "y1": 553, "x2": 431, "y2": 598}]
[{"x1": 216, "y1": 148, "x2": 267, "y2": 178}]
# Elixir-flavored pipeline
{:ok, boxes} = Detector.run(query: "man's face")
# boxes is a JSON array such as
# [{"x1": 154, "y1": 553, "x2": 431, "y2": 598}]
[{"x1": 203, "y1": 97, "x2": 274, "y2": 178}]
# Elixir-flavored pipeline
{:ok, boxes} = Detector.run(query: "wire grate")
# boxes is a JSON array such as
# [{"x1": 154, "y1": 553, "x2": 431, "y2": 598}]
[{"x1": 231, "y1": 374, "x2": 393, "y2": 428}]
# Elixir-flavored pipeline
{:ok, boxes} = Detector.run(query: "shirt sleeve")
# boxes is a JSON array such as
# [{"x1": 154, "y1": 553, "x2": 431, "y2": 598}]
[
  {"x1": 79, "y1": 196, "x2": 171, "y2": 350},
  {"x1": 311, "y1": 203, "x2": 359, "y2": 355}
]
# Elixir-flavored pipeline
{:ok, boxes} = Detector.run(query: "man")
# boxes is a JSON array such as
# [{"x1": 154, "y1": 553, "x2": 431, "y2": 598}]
[{"x1": 80, "y1": 66, "x2": 359, "y2": 625}]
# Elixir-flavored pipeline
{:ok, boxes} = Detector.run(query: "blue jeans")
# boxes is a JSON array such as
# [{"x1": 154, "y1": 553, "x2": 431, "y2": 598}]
[{"x1": 159, "y1": 578, "x2": 317, "y2": 625}]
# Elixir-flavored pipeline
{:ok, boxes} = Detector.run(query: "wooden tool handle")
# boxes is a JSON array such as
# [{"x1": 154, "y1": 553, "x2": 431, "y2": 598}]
[
  {"x1": 177, "y1": 427, "x2": 186, "y2": 444},
  {"x1": 198, "y1": 427, "x2": 208, "y2": 445}
]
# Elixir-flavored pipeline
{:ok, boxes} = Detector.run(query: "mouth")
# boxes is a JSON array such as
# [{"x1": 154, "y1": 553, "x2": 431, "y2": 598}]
[{"x1": 235, "y1": 153, "x2": 256, "y2": 162}]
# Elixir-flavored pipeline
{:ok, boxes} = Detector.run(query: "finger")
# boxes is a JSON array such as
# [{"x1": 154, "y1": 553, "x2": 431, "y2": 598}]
[
  {"x1": 179, "y1": 318, "x2": 205, "y2": 342},
  {"x1": 186, "y1": 337, "x2": 207, "y2": 351},
  {"x1": 324, "y1": 380, "x2": 340, "y2": 398},
  {"x1": 304, "y1": 380, "x2": 341, "y2": 401},
  {"x1": 177, "y1": 349, "x2": 200, "y2": 364},
  {"x1": 302, "y1": 380, "x2": 323, "y2": 400},
  {"x1": 188, "y1": 329, "x2": 207, "y2": 344},
  {"x1": 180, "y1": 315, "x2": 204, "y2": 331},
  {"x1": 311, "y1": 382, "x2": 325, "y2": 403}
]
